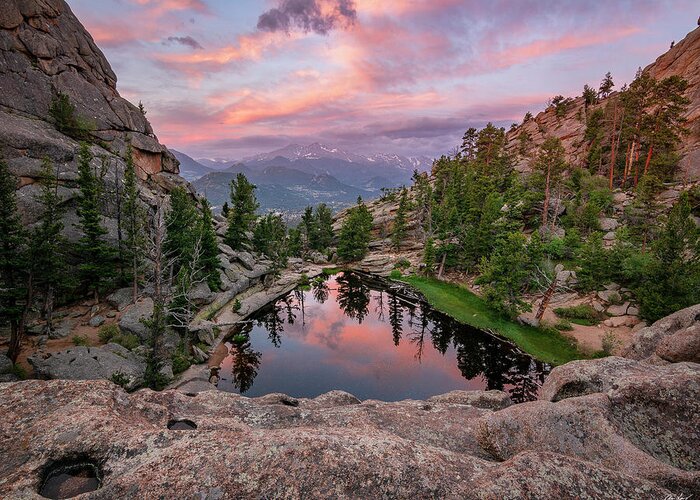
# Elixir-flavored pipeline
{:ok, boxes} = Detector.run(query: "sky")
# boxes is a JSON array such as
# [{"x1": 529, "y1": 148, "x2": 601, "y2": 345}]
[{"x1": 68, "y1": 0, "x2": 696, "y2": 160}]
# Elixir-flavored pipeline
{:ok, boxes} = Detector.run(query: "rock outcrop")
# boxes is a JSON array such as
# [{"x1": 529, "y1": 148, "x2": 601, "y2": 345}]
[
  {"x1": 0, "y1": 0, "x2": 187, "y2": 242},
  {"x1": 505, "y1": 27, "x2": 700, "y2": 182},
  {"x1": 2, "y1": 304, "x2": 699, "y2": 498}
]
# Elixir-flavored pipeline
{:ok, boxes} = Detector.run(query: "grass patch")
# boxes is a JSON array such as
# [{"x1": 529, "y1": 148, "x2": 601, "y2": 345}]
[
  {"x1": 322, "y1": 267, "x2": 342, "y2": 275},
  {"x1": 554, "y1": 304, "x2": 602, "y2": 326},
  {"x1": 400, "y1": 276, "x2": 584, "y2": 365}
]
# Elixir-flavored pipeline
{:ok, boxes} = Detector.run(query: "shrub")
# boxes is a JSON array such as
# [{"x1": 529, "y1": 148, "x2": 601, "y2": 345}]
[
  {"x1": 72, "y1": 335, "x2": 89, "y2": 346},
  {"x1": 110, "y1": 371, "x2": 131, "y2": 389},
  {"x1": 98, "y1": 323, "x2": 120, "y2": 343},
  {"x1": 554, "y1": 304, "x2": 602, "y2": 325},
  {"x1": 48, "y1": 92, "x2": 93, "y2": 140},
  {"x1": 172, "y1": 350, "x2": 192, "y2": 375},
  {"x1": 554, "y1": 319, "x2": 573, "y2": 331},
  {"x1": 10, "y1": 364, "x2": 27, "y2": 380},
  {"x1": 113, "y1": 333, "x2": 140, "y2": 350},
  {"x1": 389, "y1": 269, "x2": 402, "y2": 280},
  {"x1": 394, "y1": 259, "x2": 411, "y2": 269},
  {"x1": 600, "y1": 331, "x2": 621, "y2": 355},
  {"x1": 232, "y1": 299, "x2": 242, "y2": 313},
  {"x1": 299, "y1": 273, "x2": 310, "y2": 286}
]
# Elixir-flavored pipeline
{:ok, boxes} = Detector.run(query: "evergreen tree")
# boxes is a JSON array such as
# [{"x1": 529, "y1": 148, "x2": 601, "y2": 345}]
[
  {"x1": 423, "y1": 237, "x2": 436, "y2": 276},
  {"x1": 123, "y1": 146, "x2": 146, "y2": 303},
  {"x1": 476, "y1": 232, "x2": 539, "y2": 317},
  {"x1": 164, "y1": 186, "x2": 198, "y2": 271},
  {"x1": 314, "y1": 203, "x2": 334, "y2": 251},
  {"x1": 598, "y1": 71, "x2": 614, "y2": 98},
  {"x1": 300, "y1": 206, "x2": 317, "y2": 254},
  {"x1": 337, "y1": 198, "x2": 373, "y2": 262},
  {"x1": 625, "y1": 175, "x2": 662, "y2": 251},
  {"x1": 31, "y1": 157, "x2": 70, "y2": 333},
  {"x1": 0, "y1": 160, "x2": 28, "y2": 362},
  {"x1": 75, "y1": 143, "x2": 113, "y2": 303},
  {"x1": 253, "y1": 213, "x2": 288, "y2": 269},
  {"x1": 221, "y1": 201, "x2": 230, "y2": 218},
  {"x1": 287, "y1": 227, "x2": 302, "y2": 258},
  {"x1": 635, "y1": 193, "x2": 700, "y2": 321},
  {"x1": 198, "y1": 198, "x2": 222, "y2": 291},
  {"x1": 225, "y1": 173, "x2": 258, "y2": 250},
  {"x1": 531, "y1": 137, "x2": 567, "y2": 228},
  {"x1": 391, "y1": 188, "x2": 410, "y2": 250}
]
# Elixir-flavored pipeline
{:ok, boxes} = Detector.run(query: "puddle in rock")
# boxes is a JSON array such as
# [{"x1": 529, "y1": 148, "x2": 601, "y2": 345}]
[
  {"x1": 167, "y1": 419, "x2": 197, "y2": 430},
  {"x1": 39, "y1": 462, "x2": 101, "y2": 499}
]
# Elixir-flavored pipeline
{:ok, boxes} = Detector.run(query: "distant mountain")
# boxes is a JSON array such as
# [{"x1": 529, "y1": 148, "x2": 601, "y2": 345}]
[
  {"x1": 242, "y1": 143, "x2": 433, "y2": 186},
  {"x1": 193, "y1": 164, "x2": 372, "y2": 222},
  {"x1": 195, "y1": 158, "x2": 237, "y2": 171},
  {"x1": 188, "y1": 142, "x2": 434, "y2": 221},
  {"x1": 171, "y1": 150, "x2": 213, "y2": 181}
]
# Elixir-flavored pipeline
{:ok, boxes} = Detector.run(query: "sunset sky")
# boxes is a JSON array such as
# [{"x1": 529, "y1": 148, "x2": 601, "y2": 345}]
[{"x1": 69, "y1": 0, "x2": 696, "y2": 160}]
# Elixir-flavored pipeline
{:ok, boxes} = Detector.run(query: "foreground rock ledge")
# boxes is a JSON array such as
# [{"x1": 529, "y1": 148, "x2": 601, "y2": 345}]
[{"x1": 1, "y1": 362, "x2": 698, "y2": 499}]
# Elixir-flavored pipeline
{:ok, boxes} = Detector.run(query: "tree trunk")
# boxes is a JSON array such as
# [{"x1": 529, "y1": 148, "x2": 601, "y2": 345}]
[
  {"x1": 644, "y1": 144, "x2": 654, "y2": 176},
  {"x1": 8, "y1": 270, "x2": 33, "y2": 363},
  {"x1": 542, "y1": 162, "x2": 551, "y2": 227},
  {"x1": 132, "y1": 253, "x2": 138, "y2": 305},
  {"x1": 535, "y1": 277, "x2": 557, "y2": 322},
  {"x1": 44, "y1": 284, "x2": 54, "y2": 335},
  {"x1": 437, "y1": 252, "x2": 446, "y2": 279}
]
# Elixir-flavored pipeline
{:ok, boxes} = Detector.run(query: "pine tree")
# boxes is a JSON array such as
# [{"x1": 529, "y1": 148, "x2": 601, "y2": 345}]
[
  {"x1": 598, "y1": 72, "x2": 614, "y2": 98},
  {"x1": 225, "y1": 173, "x2": 258, "y2": 250},
  {"x1": 164, "y1": 186, "x2": 198, "y2": 271},
  {"x1": 337, "y1": 198, "x2": 373, "y2": 262},
  {"x1": 423, "y1": 237, "x2": 436, "y2": 275},
  {"x1": 0, "y1": 160, "x2": 28, "y2": 362},
  {"x1": 75, "y1": 143, "x2": 113, "y2": 303},
  {"x1": 123, "y1": 146, "x2": 146, "y2": 304},
  {"x1": 300, "y1": 206, "x2": 317, "y2": 254},
  {"x1": 31, "y1": 157, "x2": 70, "y2": 334},
  {"x1": 635, "y1": 193, "x2": 700, "y2": 321},
  {"x1": 198, "y1": 198, "x2": 222, "y2": 291},
  {"x1": 391, "y1": 188, "x2": 410, "y2": 250},
  {"x1": 221, "y1": 201, "x2": 230, "y2": 218},
  {"x1": 532, "y1": 137, "x2": 567, "y2": 228},
  {"x1": 253, "y1": 213, "x2": 288, "y2": 269},
  {"x1": 314, "y1": 203, "x2": 334, "y2": 251}
]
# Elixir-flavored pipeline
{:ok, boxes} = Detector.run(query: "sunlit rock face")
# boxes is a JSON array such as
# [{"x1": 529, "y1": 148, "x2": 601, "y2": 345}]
[
  {"x1": 0, "y1": 0, "x2": 185, "y2": 242},
  {"x1": 505, "y1": 27, "x2": 700, "y2": 182}
]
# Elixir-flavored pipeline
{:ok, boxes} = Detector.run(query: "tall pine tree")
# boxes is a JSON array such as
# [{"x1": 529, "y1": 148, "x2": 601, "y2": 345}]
[
  {"x1": 225, "y1": 173, "x2": 258, "y2": 250},
  {"x1": 198, "y1": 198, "x2": 222, "y2": 291},
  {"x1": 0, "y1": 160, "x2": 28, "y2": 362},
  {"x1": 123, "y1": 145, "x2": 146, "y2": 303},
  {"x1": 31, "y1": 157, "x2": 70, "y2": 334},
  {"x1": 75, "y1": 143, "x2": 113, "y2": 303}
]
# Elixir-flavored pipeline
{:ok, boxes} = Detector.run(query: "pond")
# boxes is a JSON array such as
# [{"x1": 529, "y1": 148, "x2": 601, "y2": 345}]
[{"x1": 217, "y1": 272, "x2": 550, "y2": 403}]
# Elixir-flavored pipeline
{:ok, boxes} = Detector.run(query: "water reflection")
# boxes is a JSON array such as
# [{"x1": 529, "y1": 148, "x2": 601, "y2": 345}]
[{"x1": 219, "y1": 272, "x2": 549, "y2": 402}]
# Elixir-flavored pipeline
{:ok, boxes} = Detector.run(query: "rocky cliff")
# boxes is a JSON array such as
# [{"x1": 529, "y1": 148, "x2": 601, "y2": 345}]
[
  {"x1": 0, "y1": 0, "x2": 186, "y2": 239},
  {"x1": 0, "y1": 304, "x2": 698, "y2": 498},
  {"x1": 505, "y1": 27, "x2": 700, "y2": 182}
]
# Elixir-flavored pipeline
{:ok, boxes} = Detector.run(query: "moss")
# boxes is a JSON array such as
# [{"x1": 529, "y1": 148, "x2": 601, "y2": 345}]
[{"x1": 400, "y1": 276, "x2": 584, "y2": 365}]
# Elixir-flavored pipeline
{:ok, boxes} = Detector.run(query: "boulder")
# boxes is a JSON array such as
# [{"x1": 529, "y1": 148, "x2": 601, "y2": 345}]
[
  {"x1": 118, "y1": 298, "x2": 153, "y2": 340},
  {"x1": 597, "y1": 290, "x2": 621, "y2": 303},
  {"x1": 191, "y1": 345, "x2": 209, "y2": 364},
  {"x1": 88, "y1": 315, "x2": 105, "y2": 327},
  {"x1": 0, "y1": 355, "x2": 12, "y2": 375},
  {"x1": 188, "y1": 282, "x2": 215, "y2": 306},
  {"x1": 107, "y1": 287, "x2": 134, "y2": 312},
  {"x1": 623, "y1": 303, "x2": 700, "y2": 361},
  {"x1": 233, "y1": 251, "x2": 256, "y2": 271},
  {"x1": 604, "y1": 315, "x2": 640, "y2": 328},
  {"x1": 607, "y1": 301, "x2": 630, "y2": 317},
  {"x1": 48, "y1": 318, "x2": 75, "y2": 339},
  {"x1": 599, "y1": 217, "x2": 619, "y2": 231},
  {"x1": 28, "y1": 344, "x2": 145, "y2": 391},
  {"x1": 427, "y1": 390, "x2": 512, "y2": 410},
  {"x1": 655, "y1": 324, "x2": 700, "y2": 363},
  {"x1": 627, "y1": 305, "x2": 640, "y2": 316},
  {"x1": 190, "y1": 321, "x2": 217, "y2": 346},
  {"x1": 602, "y1": 231, "x2": 616, "y2": 241},
  {"x1": 540, "y1": 356, "x2": 648, "y2": 402}
]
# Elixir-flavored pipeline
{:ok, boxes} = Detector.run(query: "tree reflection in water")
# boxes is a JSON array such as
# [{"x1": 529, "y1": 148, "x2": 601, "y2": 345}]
[
  {"x1": 223, "y1": 271, "x2": 549, "y2": 402},
  {"x1": 228, "y1": 323, "x2": 262, "y2": 393}
]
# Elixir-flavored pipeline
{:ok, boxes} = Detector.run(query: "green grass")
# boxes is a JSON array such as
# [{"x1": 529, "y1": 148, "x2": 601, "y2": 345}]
[{"x1": 399, "y1": 276, "x2": 584, "y2": 365}]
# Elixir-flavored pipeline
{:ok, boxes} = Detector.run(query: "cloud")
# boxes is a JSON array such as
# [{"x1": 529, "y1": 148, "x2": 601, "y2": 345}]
[
  {"x1": 257, "y1": 0, "x2": 357, "y2": 35},
  {"x1": 164, "y1": 35, "x2": 204, "y2": 49}
]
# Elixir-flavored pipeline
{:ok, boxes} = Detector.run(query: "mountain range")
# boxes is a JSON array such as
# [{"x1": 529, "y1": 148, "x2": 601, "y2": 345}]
[{"x1": 177, "y1": 144, "x2": 434, "y2": 220}]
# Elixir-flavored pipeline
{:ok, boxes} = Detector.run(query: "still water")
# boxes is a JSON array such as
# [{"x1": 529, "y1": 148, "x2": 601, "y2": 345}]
[{"x1": 217, "y1": 272, "x2": 549, "y2": 403}]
